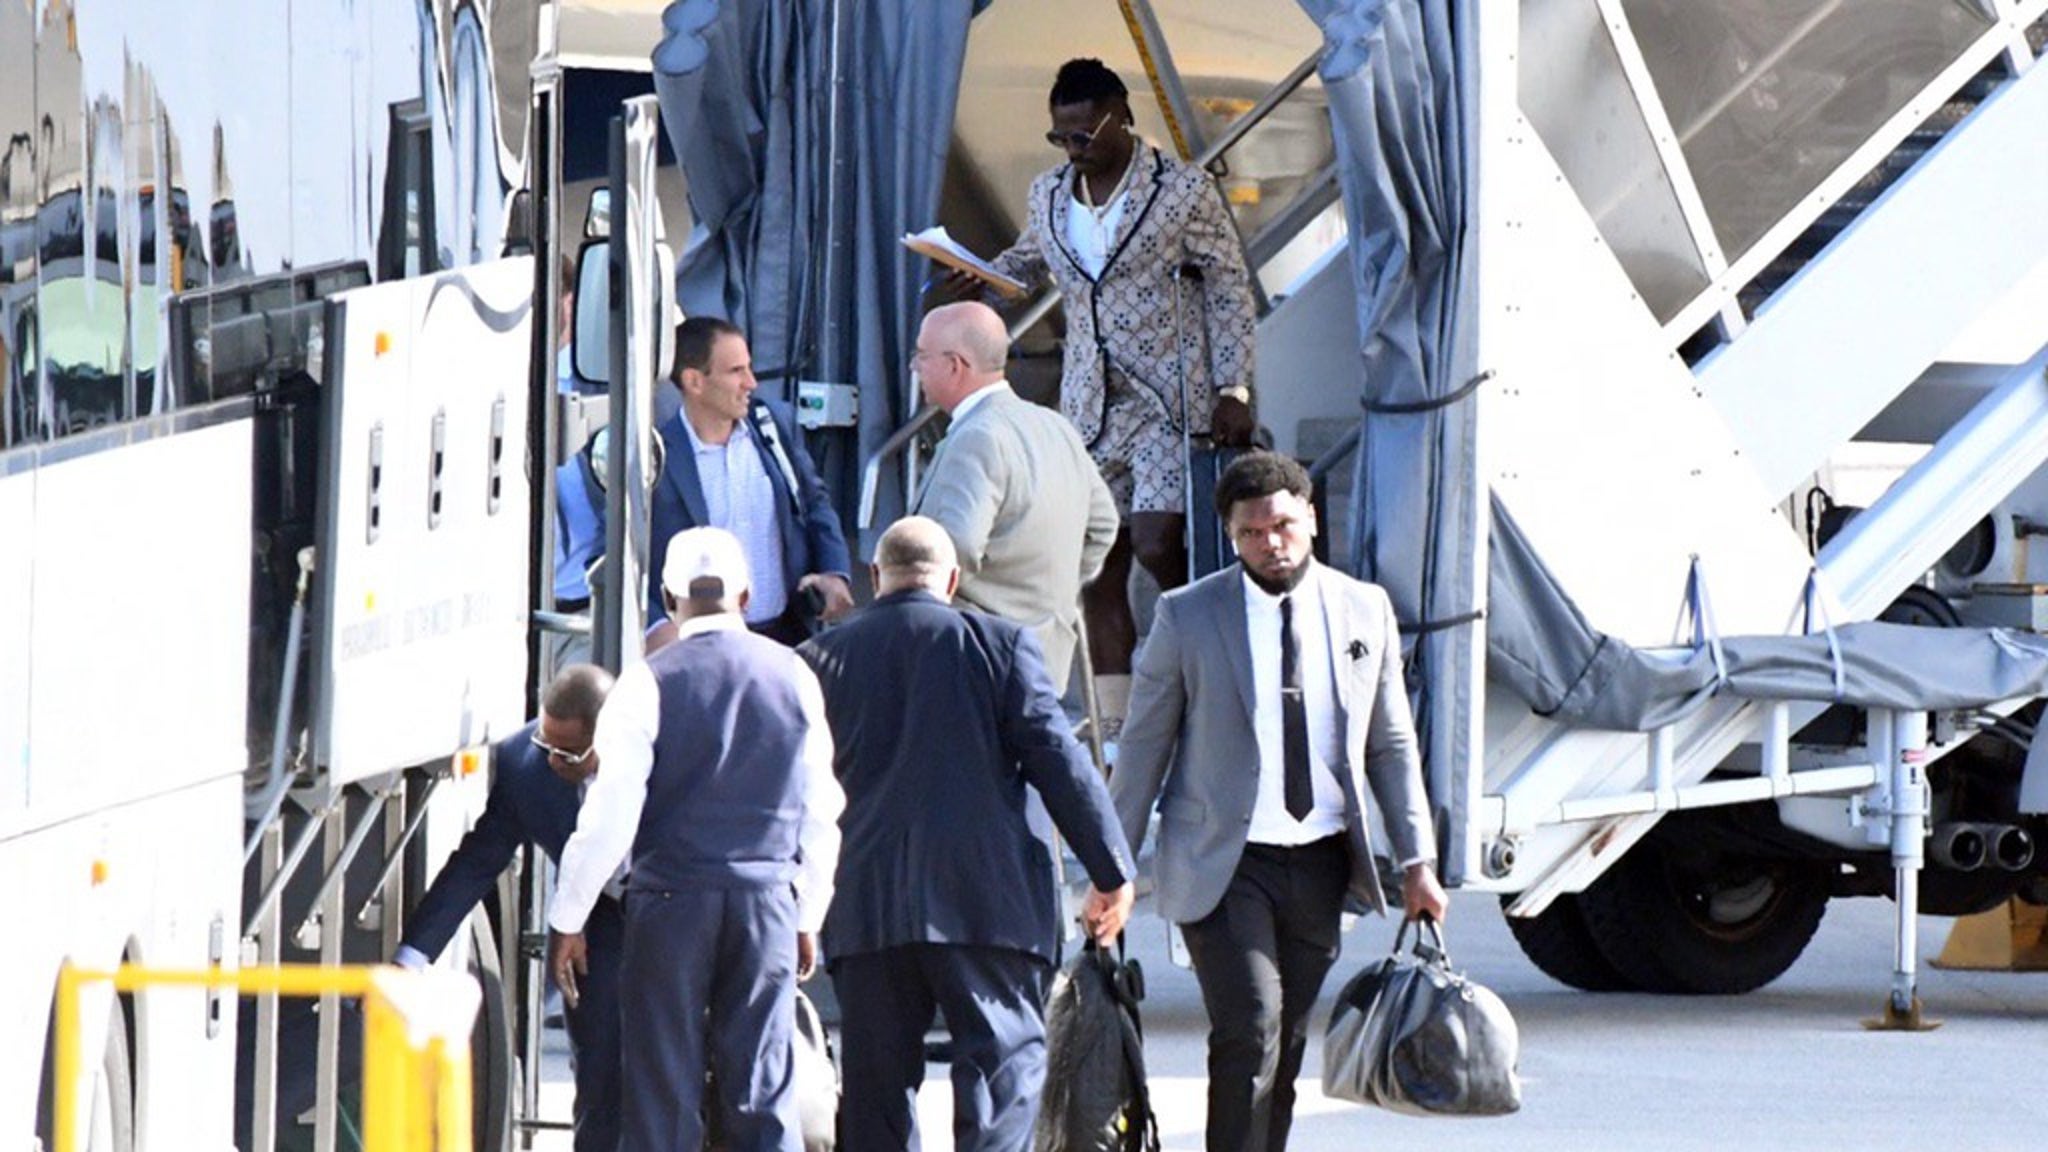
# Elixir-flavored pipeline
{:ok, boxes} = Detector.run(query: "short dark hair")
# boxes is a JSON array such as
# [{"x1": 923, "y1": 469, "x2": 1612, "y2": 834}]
[
  {"x1": 1214, "y1": 451, "x2": 1312, "y2": 520},
  {"x1": 1050, "y1": 58, "x2": 1128, "y2": 110},
  {"x1": 541, "y1": 663, "x2": 615, "y2": 725},
  {"x1": 673, "y1": 316, "x2": 744, "y2": 378}
]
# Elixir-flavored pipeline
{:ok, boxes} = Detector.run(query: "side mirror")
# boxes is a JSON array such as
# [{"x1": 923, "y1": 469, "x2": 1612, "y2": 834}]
[
  {"x1": 573, "y1": 240, "x2": 611, "y2": 387},
  {"x1": 570, "y1": 237, "x2": 677, "y2": 390}
]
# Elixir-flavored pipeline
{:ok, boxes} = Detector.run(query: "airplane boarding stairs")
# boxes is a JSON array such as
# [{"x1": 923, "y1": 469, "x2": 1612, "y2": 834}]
[{"x1": 1445, "y1": 4, "x2": 2048, "y2": 1006}]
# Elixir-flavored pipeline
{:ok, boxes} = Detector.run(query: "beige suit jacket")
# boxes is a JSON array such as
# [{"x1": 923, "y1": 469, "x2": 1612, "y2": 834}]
[
  {"x1": 1110, "y1": 561, "x2": 1438, "y2": 924},
  {"x1": 913, "y1": 386, "x2": 1118, "y2": 687}
]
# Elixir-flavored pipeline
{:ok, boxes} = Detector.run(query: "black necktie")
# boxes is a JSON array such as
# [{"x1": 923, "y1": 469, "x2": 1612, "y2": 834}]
[{"x1": 1280, "y1": 595, "x2": 1313, "y2": 821}]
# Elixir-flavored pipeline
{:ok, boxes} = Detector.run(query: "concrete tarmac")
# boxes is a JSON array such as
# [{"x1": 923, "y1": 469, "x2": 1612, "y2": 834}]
[{"x1": 532, "y1": 893, "x2": 2048, "y2": 1150}]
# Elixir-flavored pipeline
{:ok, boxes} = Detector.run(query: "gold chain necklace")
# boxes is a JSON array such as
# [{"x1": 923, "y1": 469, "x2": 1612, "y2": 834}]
[{"x1": 1078, "y1": 146, "x2": 1137, "y2": 223}]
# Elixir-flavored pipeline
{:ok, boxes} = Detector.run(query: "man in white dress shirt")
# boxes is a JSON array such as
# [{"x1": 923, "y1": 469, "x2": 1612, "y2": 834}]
[
  {"x1": 550, "y1": 526, "x2": 844, "y2": 1152},
  {"x1": 1110, "y1": 452, "x2": 1447, "y2": 1152}
]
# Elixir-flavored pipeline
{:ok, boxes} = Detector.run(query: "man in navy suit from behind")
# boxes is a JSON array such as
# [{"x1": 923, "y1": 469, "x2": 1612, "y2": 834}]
[
  {"x1": 394, "y1": 664, "x2": 619, "y2": 1152},
  {"x1": 649, "y1": 317, "x2": 854, "y2": 644},
  {"x1": 798, "y1": 516, "x2": 1137, "y2": 1152}
]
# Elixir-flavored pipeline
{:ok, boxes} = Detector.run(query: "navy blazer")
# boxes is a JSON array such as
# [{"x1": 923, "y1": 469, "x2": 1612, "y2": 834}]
[
  {"x1": 798, "y1": 590, "x2": 1134, "y2": 965},
  {"x1": 648, "y1": 397, "x2": 851, "y2": 620},
  {"x1": 400, "y1": 721, "x2": 581, "y2": 961}
]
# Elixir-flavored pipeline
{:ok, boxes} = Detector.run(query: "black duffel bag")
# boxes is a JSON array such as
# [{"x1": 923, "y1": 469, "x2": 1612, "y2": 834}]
[
  {"x1": 1034, "y1": 939, "x2": 1161, "y2": 1152},
  {"x1": 1323, "y1": 917, "x2": 1522, "y2": 1117}
]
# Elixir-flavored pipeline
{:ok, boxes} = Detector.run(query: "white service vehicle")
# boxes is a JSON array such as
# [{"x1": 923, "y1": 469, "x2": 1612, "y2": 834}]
[{"x1": 0, "y1": 3, "x2": 683, "y2": 1149}]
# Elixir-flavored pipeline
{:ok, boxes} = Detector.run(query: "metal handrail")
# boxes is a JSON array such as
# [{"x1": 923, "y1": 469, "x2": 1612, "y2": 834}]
[
  {"x1": 1245, "y1": 162, "x2": 1342, "y2": 273},
  {"x1": 1006, "y1": 290, "x2": 1063, "y2": 343},
  {"x1": 858, "y1": 403, "x2": 942, "y2": 531},
  {"x1": 1308, "y1": 423, "x2": 1361, "y2": 485},
  {"x1": 1196, "y1": 51, "x2": 1321, "y2": 172}
]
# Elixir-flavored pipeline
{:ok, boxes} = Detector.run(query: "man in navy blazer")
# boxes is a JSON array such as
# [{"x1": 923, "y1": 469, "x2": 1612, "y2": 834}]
[
  {"x1": 649, "y1": 317, "x2": 854, "y2": 644},
  {"x1": 798, "y1": 517, "x2": 1136, "y2": 1152},
  {"x1": 394, "y1": 664, "x2": 620, "y2": 1152}
]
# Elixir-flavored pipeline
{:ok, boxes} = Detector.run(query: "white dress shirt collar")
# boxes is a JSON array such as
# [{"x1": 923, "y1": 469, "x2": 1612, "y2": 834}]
[
  {"x1": 680, "y1": 404, "x2": 749, "y2": 452},
  {"x1": 671, "y1": 611, "x2": 749, "y2": 641},
  {"x1": 1241, "y1": 564, "x2": 1349, "y2": 845},
  {"x1": 949, "y1": 380, "x2": 1011, "y2": 425}
]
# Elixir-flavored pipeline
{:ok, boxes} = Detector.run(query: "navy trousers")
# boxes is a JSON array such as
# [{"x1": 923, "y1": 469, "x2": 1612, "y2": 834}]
[
  {"x1": 833, "y1": 943, "x2": 1052, "y2": 1152},
  {"x1": 619, "y1": 884, "x2": 801, "y2": 1152},
  {"x1": 565, "y1": 893, "x2": 626, "y2": 1152}
]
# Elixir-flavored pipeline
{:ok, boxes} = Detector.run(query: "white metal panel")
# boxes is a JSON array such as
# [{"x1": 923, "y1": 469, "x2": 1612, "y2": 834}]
[
  {"x1": 1250, "y1": 242, "x2": 1360, "y2": 459},
  {"x1": 0, "y1": 776, "x2": 240, "y2": 1146},
  {"x1": 317, "y1": 258, "x2": 534, "y2": 784},
  {"x1": 1696, "y1": 54, "x2": 2048, "y2": 501},
  {"x1": 1484, "y1": 107, "x2": 1814, "y2": 645},
  {"x1": 0, "y1": 470, "x2": 30, "y2": 814},
  {"x1": 11, "y1": 421, "x2": 251, "y2": 837}
]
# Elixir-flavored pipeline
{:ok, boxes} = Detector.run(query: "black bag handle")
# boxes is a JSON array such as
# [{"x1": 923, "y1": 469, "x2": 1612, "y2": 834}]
[{"x1": 1391, "y1": 912, "x2": 1450, "y2": 967}]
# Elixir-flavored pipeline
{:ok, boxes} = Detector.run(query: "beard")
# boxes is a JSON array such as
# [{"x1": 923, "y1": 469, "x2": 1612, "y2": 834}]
[{"x1": 1244, "y1": 556, "x2": 1312, "y2": 597}]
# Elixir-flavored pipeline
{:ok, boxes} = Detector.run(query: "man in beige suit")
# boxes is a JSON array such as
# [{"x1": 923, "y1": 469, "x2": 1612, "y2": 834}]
[
  {"x1": 1112, "y1": 451, "x2": 1447, "y2": 1152},
  {"x1": 911, "y1": 302, "x2": 1119, "y2": 692}
]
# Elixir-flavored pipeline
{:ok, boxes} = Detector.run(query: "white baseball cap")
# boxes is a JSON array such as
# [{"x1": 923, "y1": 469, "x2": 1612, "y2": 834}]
[{"x1": 661, "y1": 527, "x2": 752, "y2": 601}]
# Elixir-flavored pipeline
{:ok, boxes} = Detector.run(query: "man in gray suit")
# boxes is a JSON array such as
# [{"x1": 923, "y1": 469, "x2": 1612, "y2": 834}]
[
  {"x1": 912, "y1": 301, "x2": 1119, "y2": 691},
  {"x1": 1111, "y1": 451, "x2": 1448, "y2": 1152}
]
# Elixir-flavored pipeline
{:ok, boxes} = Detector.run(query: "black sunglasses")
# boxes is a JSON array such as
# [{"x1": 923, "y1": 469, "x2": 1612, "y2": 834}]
[
  {"x1": 1046, "y1": 109, "x2": 1116, "y2": 151},
  {"x1": 531, "y1": 732, "x2": 594, "y2": 766}
]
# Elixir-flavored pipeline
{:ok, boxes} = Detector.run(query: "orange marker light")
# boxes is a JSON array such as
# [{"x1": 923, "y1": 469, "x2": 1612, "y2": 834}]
[
  {"x1": 454, "y1": 747, "x2": 485, "y2": 779},
  {"x1": 91, "y1": 859, "x2": 109, "y2": 887},
  {"x1": 375, "y1": 331, "x2": 393, "y2": 357}
]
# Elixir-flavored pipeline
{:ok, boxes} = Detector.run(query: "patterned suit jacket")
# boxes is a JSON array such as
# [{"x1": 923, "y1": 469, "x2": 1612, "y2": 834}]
[{"x1": 991, "y1": 141, "x2": 1256, "y2": 449}]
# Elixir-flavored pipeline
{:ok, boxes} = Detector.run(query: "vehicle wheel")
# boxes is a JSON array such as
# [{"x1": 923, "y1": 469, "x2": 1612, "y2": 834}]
[
  {"x1": 1499, "y1": 894, "x2": 1636, "y2": 992},
  {"x1": 468, "y1": 912, "x2": 516, "y2": 1152},
  {"x1": 38, "y1": 992, "x2": 136, "y2": 1152},
  {"x1": 1576, "y1": 840, "x2": 1830, "y2": 995}
]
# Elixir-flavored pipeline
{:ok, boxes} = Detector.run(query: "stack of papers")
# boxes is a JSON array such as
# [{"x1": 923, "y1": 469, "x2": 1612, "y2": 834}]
[{"x1": 901, "y1": 226, "x2": 1026, "y2": 297}]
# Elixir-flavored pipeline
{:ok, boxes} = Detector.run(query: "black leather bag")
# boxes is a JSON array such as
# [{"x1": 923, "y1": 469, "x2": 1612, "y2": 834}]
[
  {"x1": 1034, "y1": 939, "x2": 1161, "y2": 1152},
  {"x1": 1323, "y1": 918, "x2": 1522, "y2": 1117},
  {"x1": 706, "y1": 987, "x2": 838, "y2": 1151}
]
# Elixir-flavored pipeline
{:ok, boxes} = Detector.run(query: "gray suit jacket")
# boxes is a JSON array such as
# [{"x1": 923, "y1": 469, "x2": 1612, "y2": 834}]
[
  {"x1": 1110, "y1": 561, "x2": 1438, "y2": 924},
  {"x1": 914, "y1": 386, "x2": 1118, "y2": 688}
]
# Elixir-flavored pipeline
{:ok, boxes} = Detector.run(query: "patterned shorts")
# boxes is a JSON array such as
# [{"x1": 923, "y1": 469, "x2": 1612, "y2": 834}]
[{"x1": 1090, "y1": 377, "x2": 1188, "y2": 518}]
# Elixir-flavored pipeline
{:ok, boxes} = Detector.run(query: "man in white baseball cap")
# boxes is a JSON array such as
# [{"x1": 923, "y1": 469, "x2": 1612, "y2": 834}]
[
  {"x1": 551, "y1": 525, "x2": 843, "y2": 1151},
  {"x1": 661, "y1": 524, "x2": 754, "y2": 614}
]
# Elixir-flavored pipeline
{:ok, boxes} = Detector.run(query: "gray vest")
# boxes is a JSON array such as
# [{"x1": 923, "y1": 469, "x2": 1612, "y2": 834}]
[{"x1": 631, "y1": 627, "x2": 809, "y2": 890}]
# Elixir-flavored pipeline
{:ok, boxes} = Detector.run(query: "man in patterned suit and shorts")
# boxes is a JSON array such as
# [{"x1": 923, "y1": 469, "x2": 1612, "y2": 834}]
[{"x1": 986, "y1": 57, "x2": 1258, "y2": 673}]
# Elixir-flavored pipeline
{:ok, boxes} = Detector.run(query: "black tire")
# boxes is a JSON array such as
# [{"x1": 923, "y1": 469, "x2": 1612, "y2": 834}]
[
  {"x1": 467, "y1": 912, "x2": 516, "y2": 1152},
  {"x1": 1577, "y1": 840, "x2": 1830, "y2": 995},
  {"x1": 1499, "y1": 894, "x2": 1636, "y2": 992}
]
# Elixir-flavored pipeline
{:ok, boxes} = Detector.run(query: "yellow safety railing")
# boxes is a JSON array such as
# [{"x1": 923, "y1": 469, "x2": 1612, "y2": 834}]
[{"x1": 54, "y1": 962, "x2": 479, "y2": 1152}]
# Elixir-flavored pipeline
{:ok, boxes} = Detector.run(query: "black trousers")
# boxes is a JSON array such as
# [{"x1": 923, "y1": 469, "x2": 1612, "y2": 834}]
[{"x1": 1179, "y1": 835, "x2": 1350, "y2": 1152}]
